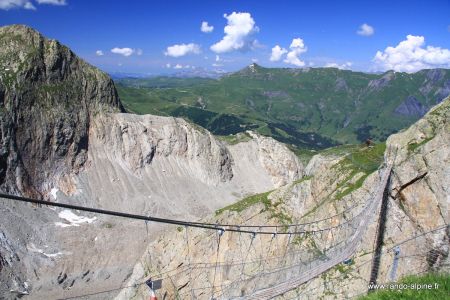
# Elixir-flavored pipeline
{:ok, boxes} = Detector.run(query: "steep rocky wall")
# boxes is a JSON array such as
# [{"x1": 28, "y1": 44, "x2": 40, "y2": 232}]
[
  {"x1": 0, "y1": 24, "x2": 447, "y2": 300},
  {"x1": 0, "y1": 25, "x2": 304, "y2": 299},
  {"x1": 278, "y1": 97, "x2": 450, "y2": 299},
  {"x1": 115, "y1": 145, "x2": 385, "y2": 299},
  {"x1": 77, "y1": 113, "x2": 303, "y2": 217},
  {"x1": 229, "y1": 132, "x2": 302, "y2": 188},
  {"x1": 0, "y1": 114, "x2": 303, "y2": 300},
  {"x1": 0, "y1": 25, "x2": 123, "y2": 197},
  {"x1": 121, "y1": 98, "x2": 449, "y2": 300}
]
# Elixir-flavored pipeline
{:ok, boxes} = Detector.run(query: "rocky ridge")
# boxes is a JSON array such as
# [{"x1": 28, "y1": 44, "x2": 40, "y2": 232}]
[
  {"x1": 0, "y1": 25, "x2": 303, "y2": 299},
  {"x1": 119, "y1": 97, "x2": 449, "y2": 299},
  {"x1": 0, "y1": 25, "x2": 448, "y2": 300},
  {"x1": 0, "y1": 24, "x2": 124, "y2": 197}
]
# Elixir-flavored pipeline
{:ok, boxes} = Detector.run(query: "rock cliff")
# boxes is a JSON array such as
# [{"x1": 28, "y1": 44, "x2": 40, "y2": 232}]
[
  {"x1": 277, "y1": 95, "x2": 449, "y2": 300},
  {"x1": 0, "y1": 25, "x2": 303, "y2": 299},
  {"x1": 0, "y1": 24, "x2": 124, "y2": 197},
  {"x1": 120, "y1": 97, "x2": 449, "y2": 299},
  {"x1": 0, "y1": 25, "x2": 447, "y2": 300}
]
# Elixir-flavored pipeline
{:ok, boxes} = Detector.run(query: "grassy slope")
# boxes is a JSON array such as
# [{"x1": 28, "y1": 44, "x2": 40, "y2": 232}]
[
  {"x1": 117, "y1": 65, "x2": 450, "y2": 149},
  {"x1": 215, "y1": 142, "x2": 386, "y2": 224}
]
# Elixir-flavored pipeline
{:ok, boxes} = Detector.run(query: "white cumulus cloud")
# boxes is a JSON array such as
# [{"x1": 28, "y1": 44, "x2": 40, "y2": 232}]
[
  {"x1": 0, "y1": 0, "x2": 67, "y2": 10},
  {"x1": 270, "y1": 45, "x2": 288, "y2": 62},
  {"x1": 324, "y1": 61, "x2": 353, "y2": 70},
  {"x1": 165, "y1": 43, "x2": 201, "y2": 57},
  {"x1": 111, "y1": 47, "x2": 135, "y2": 57},
  {"x1": 210, "y1": 12, "x2": 259, "y2": 53},
  {"x1": 201, "y1": 21, "x2": 214, "y2": 33},
  {"x1": 283, "y1": 38, "x2": 307, "y2": 67},
  {"x1": 0, "y1": 0, "x2": 36, "y2": 10},
  {"x1": 167, "y1": 63, "x2": 195, "y2": 69},
  {"x1": 95, "y1": 50, "x2": 104, "y2": 56},
  {"x1": 36, "y1": 0, "x2": 67, "y2": 6},
  {"x1": 36, "y1": 0, "x2": 66, "y2": 5},
  {"x1": 373, "y1": 35, "x2": 450, "y2": 72},
  {"x1": 357, "y1": 23, "x2": 374, "y2": 36}
]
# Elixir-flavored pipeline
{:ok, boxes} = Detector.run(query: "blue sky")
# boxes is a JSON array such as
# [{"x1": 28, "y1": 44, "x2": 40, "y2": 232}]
[{"x1": 1, "y1": 0, "x2": 449, "y2": 75}]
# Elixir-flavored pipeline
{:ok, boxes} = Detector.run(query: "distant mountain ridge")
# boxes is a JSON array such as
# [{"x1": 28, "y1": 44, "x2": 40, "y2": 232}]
[{"x1": 117, "y1": 63, "x2": 450, "y2": 148}]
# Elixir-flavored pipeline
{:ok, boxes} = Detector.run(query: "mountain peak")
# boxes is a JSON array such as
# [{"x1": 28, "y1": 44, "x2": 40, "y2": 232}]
[
  {"x1": 1, "y1": 24, "x2": 40, "y2": 34},
  {"x1": 0, "y1": 24, "x2": 45, "y2": 45},
  {"x1": 0, "y1": 25, "x2": 124, "y2": 196},
  {"x1": 0, "y1": 24, "x2": 123, "y2": 110},
  {"x1": 231, "y1": 63, "x2": 265, "y2": 76},
  {"x1": 248, "y1": 62, "x2": 261, "y2": 71}
]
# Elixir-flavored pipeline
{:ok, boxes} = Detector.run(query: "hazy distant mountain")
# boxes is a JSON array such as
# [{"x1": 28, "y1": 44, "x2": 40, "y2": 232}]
[
  {"x1": 170, "y1": 68, "x2": 228, "y2": 78},
  {"x1": 109, "y1": 72, "x2": 155, "y2": 79}
]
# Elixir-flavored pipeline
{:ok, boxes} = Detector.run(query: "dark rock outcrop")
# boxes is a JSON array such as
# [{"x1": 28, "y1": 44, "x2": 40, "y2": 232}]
[
  {"x1": 335, "y1": 77, "x2": 348, "y2": 92},
  {"x1": 263, "y1": 90, "x2": 289, "y2": 98},
  {"x1": 435, "y1": 80, "x2": 450, "y2": 103},
  {"x1": 394, "y1": 96, "x2": 427, "y2": 117},
  {"x1": 0, "y1": 25, "x2": 124, "y2": 196},
  {"x1": 425, "y1": 68, "x2": 445, "y2": 83},
  {"x1": 367, "y1": 71, "x2": 394, "y2": 91}
]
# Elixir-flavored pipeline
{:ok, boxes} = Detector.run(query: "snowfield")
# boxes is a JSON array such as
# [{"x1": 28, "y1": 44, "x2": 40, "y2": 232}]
[{"x1": 55, "y1": 209, "x2": 97, "y2": 228}]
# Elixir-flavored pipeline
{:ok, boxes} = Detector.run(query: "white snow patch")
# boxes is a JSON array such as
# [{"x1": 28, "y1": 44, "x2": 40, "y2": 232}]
[
  {"x1": 27, "y1": 243, "x2": 65, "y2": 258},
  {"x1": 54, "y1": 222, "x2": 73, "y2": 228},
  {"x1": 54, "y1": 209, "x2": 96, "y2": 228},
  {"x1": 50, "y1": 188, "x2": 58, "y2": 200}
]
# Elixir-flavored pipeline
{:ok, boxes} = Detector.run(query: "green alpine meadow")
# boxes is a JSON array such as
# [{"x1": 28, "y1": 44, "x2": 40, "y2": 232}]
[{"x1": 117, "y1": 65, "x2": 450, "y2": 149}]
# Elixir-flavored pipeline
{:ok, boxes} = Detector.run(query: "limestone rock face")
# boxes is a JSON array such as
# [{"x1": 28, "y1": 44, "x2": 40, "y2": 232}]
[
  {"x1": 115, "y1": 144, "x2": 385, "y2": 299},
  {"x1": 230, "y1": 131, "x2": 303, "y2": 188},
  {"x1": 0, "y1": 26, "x2": 304, "y2": 299},
  {"x1": 280, "y1": 98, "x2": 450, "y2": 299},
  {"x1": 1, "y1": 24, "x2": 448, "y2": 300},
  {"x1": 0, "y1": 25, "x2": 123, "y2": 197},
  {"x1": 388, "y1": 99, "x2": 449, "y2": 229},
  {"x1": 79, "y1": 115, "x2": 303, "y2": 218},
  {"x1": 119, "y1": 98, "x2": 449, "y2": 300},
  {"x1": 0, "y1": 108, "x2": 304, "y2": 299},
  {"x1": 91, "y1": 114, "x2": 233, "y2": 185},
  {"x1": 382, "y1": 98, "x2": 449, "y2": 271}
]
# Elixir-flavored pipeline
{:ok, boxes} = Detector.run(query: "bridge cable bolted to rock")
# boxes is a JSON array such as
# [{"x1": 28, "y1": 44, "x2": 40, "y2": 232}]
[
  {"x1": 4, "y1": 156, "x2": 442, "y2": 300},
  {"x1": 0, "y1": 162, "x2": 390, "y2": 299},
  {"x1": 45, "y1": 224, "x2": 446, "y2": 300}
]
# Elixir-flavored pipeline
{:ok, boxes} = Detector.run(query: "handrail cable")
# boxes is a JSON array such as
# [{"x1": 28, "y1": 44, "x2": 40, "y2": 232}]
[{"x1": 0, "y1": 192, "x2": 366, "y2": 235}]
